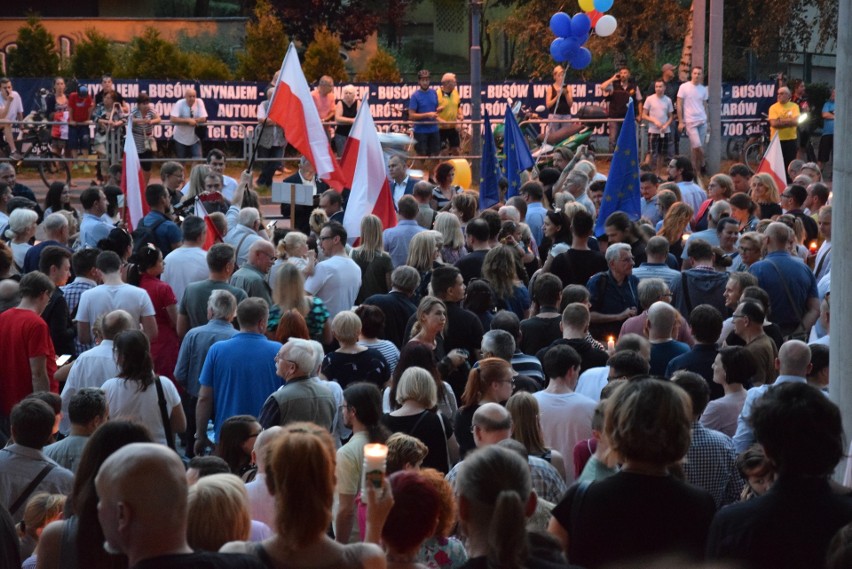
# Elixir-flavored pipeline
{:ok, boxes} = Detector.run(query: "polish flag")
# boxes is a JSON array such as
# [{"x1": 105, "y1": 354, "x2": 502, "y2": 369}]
[
  {"x1": 266, "y1": 43, "x2": 346, "y2": 190},
  {"x1": 341, "y1": 99, "x2": 397, "y2": 241},
  {"x1": 194, "y1": 199, "x2": 222, "y2": 250},
  {"x1": 756, "y1": 133, "x2": 787, "y2": 192},
  {"x1": 121, "y1": 114, "x2": 148, "y2": 231}
]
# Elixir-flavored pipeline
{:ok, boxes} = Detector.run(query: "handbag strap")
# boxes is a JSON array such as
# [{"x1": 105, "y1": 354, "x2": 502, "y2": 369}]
[
  {"x1": 2, "y1": 447, "x2": 55, "y2": 515},
  {"x1": 766, "y1": 259, "x2": 804, "y2": 322},
  {"x1": 154, "y1": 376, "x2": 175, "y2": 450},
  {"x1": 436, "y1": 410, "x2": 452, "y2": 470}
]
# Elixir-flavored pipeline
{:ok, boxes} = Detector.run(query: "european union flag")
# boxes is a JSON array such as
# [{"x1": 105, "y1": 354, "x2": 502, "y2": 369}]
[
  {"x1": 593, "y1": 98, "x2": 642, "y2": 237},
  {"x1": 479, "y1": 111, "x2": 501, "y2": 210},
  {"x1": 503, "y1": 105, "x2": 534, "y2": 199}
]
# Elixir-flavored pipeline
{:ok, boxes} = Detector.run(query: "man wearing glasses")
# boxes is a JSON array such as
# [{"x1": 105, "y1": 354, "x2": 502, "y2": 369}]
[
  {"x1": 587, "y1": 243, "x2": 640, "y2": 341},
  {"x1": 258, "y1": 338, "x2": 335, "y2": 430},
  {"x1": 229, "y1": 240, "x2": 276, "y2": 306},
  {"x1": 305, "y1": 221, "x2": 361, "y2": 320}
]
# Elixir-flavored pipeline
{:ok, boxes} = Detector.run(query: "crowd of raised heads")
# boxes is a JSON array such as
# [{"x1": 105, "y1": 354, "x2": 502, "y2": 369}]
[{"x1": 0, "y1": 134, "x2": 848, "y2": 569}]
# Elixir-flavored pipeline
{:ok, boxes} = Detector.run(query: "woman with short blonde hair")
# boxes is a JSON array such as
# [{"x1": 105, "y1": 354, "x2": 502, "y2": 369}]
[
  {"x1": 434, "y1": 212, "x2": 466, "y2": 265},
  {"x1": 187, "y1": 473, "x2": 253, "y2": 552}
]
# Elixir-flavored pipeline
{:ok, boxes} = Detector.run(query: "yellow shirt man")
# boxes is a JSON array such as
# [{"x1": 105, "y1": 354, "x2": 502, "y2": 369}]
[{"x1": 768, "y1": 87, "x2": 800, "y2": 141}]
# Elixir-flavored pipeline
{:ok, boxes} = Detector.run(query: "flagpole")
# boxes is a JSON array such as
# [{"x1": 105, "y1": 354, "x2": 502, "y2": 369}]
[
  {"x1": 247, "y1": 118, "x2": 269, "y2": 172},
  {"x1": 534, "y1": 62, "x2": 570, "y2": 169}
]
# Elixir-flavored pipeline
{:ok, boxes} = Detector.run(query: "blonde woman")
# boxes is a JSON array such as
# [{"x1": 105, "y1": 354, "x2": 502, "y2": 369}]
[
  {"x1": 334, "y1": 84, "x2": 360, "y2": 156},
  {"x1": 750, "y1": 173, "x2": 782, "y2": 219},
  {"x1": 270, "y1": 262, "x2": 332, "y2": 345},
  {"x1": 351, "y1": 215, "x2": 393, "y2": 304},
  {"x1": 5, "y1": 208, "x2": 38, "y2": 270},
  {"x1": 187, "y1": 473, "x2": 270, "y2": 552},
  {"x1": 434, "y1": 212, "x2": 467, "y2": 265},
  {"x1": 320, "y1": 310, "x2": 390, "y2": 391},
  {"x1": 406, "y1": 231, "x2": 441, "y2": 301},
  {"x1": 657, "y1": 201, "x2": 694, "y2": 259},
  {"x1": 182, "y1": 164, "x2": 212, "y2": 202},
  {"x1": 506, "y1": 392, "x2": 567, "y2": 480},
  {"x1": 381, "y1": 366, "x2": 459, "y2": 473}
]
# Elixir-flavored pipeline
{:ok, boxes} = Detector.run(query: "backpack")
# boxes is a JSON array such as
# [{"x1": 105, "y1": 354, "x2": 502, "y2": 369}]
[{"x1": 131, "y1": 216, "x2": 169, "y2": 256}]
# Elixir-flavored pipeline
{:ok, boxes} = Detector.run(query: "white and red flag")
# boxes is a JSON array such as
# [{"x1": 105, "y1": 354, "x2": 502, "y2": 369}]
[
  {"x1": 121, "y1": 114, "x2": 148, "y2": 231},
  {"x1": 341, "y1": 99, "x2": 397, "y2": 241},
  {"x1": 756, "y1": 133, "x2": 787, "y2": 191},
  {"x1": 194, "y1": 198, "x2": 222, "y2": 250},
  {"x1": 266, "y1": 43, "x2": 346, "y2": 190}
]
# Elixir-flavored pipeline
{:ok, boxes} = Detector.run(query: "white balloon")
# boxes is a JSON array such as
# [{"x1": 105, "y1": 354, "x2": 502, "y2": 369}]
[{"x1": 595, "y1": 15, "x2": 617, "y2": 37}]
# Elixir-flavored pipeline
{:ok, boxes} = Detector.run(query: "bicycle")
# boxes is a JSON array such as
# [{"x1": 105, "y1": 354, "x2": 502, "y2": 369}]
[
  {"x1": 14, "y1": 112, "x2": 72, "y2": 187},
  {"x1": 741, "y1": 114, "x2": 770, "y2": 173}
]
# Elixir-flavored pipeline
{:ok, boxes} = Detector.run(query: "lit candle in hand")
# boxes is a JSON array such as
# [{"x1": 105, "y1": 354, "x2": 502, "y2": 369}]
[
  {"x1": 809, "y1": 240, "x2": 818, "y2": 254},
  {"x1": 607, "y1": 335, "x2": 615, "y2": 353},
  {"x1": 363, "y1": 443, "x2": 388, "y2": 490}
]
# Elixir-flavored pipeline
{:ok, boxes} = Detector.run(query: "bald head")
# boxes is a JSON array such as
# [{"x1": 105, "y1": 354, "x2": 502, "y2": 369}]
[
  {"x1": 778, "y1": 340, "x2": 811, "y2": 377},
  {"x1": 253, "y1": 426, "x2": 284, "y2": 473},
  {"x1": 646, "y1": 301, "x2": 677, "y2": 340},
  {"x1": 472, "y1": 402, "x2": 512, "y2": 447},
  {"x1": 102, "y1": 309, "x2": 137, "y2": 340},
  {"x1": 248, "y1": 239, "x2": 275, "y2": 272},
  {"x1": 765, "y1": 222, "x2": 793, "y2": 251},
  {"x1": 95, "y1": 443, "x2": 189, "y2": 560}
]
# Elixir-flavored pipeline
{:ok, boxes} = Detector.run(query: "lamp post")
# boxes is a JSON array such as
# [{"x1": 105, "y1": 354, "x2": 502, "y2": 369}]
[{"x1": 470, "y1": 0, "x2": 483, "y2": 183}]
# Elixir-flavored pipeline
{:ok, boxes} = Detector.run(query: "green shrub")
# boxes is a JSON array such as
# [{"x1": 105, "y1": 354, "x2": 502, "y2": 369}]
[
  {"x1": 71, "y1": 28, "x2": 115, "y2": 79},
  {"x1": 237, "y1": 0, "x2": 288, "y2": 81},
  {"x1": 6, "y1": 15, "x2": 59, "y2": 77},
  {"x1": 356, "y1": 47, "x2": 401, "y2": 82},
  {"x1": 302, "y1": 28, "x2": 348, "y2": 84}
]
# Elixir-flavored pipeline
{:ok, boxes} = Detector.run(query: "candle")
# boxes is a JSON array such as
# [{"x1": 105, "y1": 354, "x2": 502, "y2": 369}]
[
  {"x1": 362, "y1": 443, "x2": 388, "y2": 490},
  {"x1": 681, "y1": 233, "x2": 690, "y2": 242},
  {"x1": 809, "y1": 240, "x2": 818, "y2": 254},
  {"x1": 607, "y1": 336, "x2": 615, "y2": 353}
]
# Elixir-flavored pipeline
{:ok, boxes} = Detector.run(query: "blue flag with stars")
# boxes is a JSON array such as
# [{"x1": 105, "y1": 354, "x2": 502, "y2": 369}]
[
  {"x1": 593, "y1": 98, "x2": 642, "y2": 236},
  {"x1": 479, "y1": 111, "x2": 501, "y2": 210},
  {"x1": 503, "y1": 105, "x2": 534, "y2": 199}
]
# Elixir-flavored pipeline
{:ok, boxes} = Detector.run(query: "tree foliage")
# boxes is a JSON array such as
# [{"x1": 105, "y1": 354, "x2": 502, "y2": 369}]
[
  {"x1": 119, "y1": 27, "x2": 191, "y2": 79},
  {"x1": 71, "y1": 28, "x2": 115, "y2": 79},
  {"x1": 302, "y1": 28, "x2": 349, "y2": 84},
  {"x1": 238, "y1": 0, "x2": 288, "y2": 81},
  {"x1": 270, "y1": 0, "x2": 380, "y2": 49},
  {"x1": 187, "y1": 52, "x2": 233, "y2": 80},
  {"x1": 356, "y1": 47, "x2": 402, "y2": 82},
  {"x1": 6, "y1": 15, "x2": 59, "y2": 77},
  {"x1": 494, "y1": 0, "x2": 837, "y2": 79}
]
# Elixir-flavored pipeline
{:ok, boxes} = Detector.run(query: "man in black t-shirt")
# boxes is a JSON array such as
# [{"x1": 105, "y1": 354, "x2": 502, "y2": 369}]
[
  {"x1": 95, "y1": 443, "x2": 264, "y2": 569},
  {"x1": 601, "y1": 67, "x2": 643, "y2": 152}
]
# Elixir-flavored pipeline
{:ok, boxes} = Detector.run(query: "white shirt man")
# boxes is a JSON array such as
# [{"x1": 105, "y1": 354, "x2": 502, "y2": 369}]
[
  {"x1": 533, "y1": 344, "x2": 596, "y2": 484},
  {"x1": 0, "y1": 78, "x2": 24, "y2": 157},
  {"x1": 305, "y1": 223, "x2": 361, "y2": 319},
  {"x1": 162, "y1": 216, "x2": 209, "y2": 307},
  {"x1": 170, "y1": 88, "x2": 207, "y2": 147},
  {"x1": 643, "y1": 81, "x2": 674, "y2": 135}
]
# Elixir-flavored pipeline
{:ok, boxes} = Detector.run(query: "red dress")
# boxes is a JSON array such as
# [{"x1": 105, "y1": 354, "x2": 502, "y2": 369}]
[{"x1": 139, "y1": 273, "x2": 180, "y2": 382}]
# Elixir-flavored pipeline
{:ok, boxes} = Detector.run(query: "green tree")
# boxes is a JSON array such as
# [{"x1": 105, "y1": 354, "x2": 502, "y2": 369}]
[
  {"x1": 238, "y1": 0, "x2": 288, "y2": 81},
  {"x1": 302, "y1": 28, "x2": 348, "y2": 84},
  {"x1": 6, "y1": 15, "x2": 59, "y2": 77},
  {"x1": 71, "y1": 28, "x2": 115, "y2": 79},
  {"x1": 122, "y1": 27, "x2": 190, "y2": 79},
  {"x1": 187, "y1": 52, "x2": 233, "y2": 80},
  {"x1": 271, "y1": 0, "x2": 379, "y2": 49},
  {"x1": 355, "y1": 47, "x2": 401, "y2": 82}
]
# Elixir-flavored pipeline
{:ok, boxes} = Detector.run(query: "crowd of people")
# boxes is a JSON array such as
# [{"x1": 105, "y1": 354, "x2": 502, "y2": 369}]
[{"x1": 0, "y1": 67, "x2": 849, "y2": 569}]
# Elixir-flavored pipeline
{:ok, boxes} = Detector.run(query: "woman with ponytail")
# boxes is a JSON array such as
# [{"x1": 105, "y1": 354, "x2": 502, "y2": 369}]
[
  {"x1": 454, "y1": 358, "x2": 514, "y2": 459},
  {"x1": 131, "y1": 243, "x2": 180, "y2": 381},
  {"x1": 457, "y1": 445, "x2": 567, "y2": 569}
]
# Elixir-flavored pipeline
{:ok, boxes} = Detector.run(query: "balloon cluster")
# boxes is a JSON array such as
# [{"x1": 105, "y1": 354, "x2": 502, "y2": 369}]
[{"x1": 549, "y1": 0, "x2": 618, "y2": 70}]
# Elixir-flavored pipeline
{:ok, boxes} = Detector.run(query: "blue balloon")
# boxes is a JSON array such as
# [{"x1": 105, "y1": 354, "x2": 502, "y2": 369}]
[
  {"x1": 576, "y1": 32, "x2": 590, "y2": 45},
  {"x1": 550, "y1": 38, "x2": 566, "y2": 61},
  {"x1": 571, "y1": 13, "x2": 592, "y2": 37},
  {"x1": 570, "y1": 47, "x2": 592, "y2": 70},
  {"x1": 559, "y1": 36, "x2": 581, "y2": 60},
  {"x1": 549, "y1": 12, "x2": 572, "y2": 38},
  {"x1": 594, "y1": 0, "x2": 614, "y2": 12}
]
